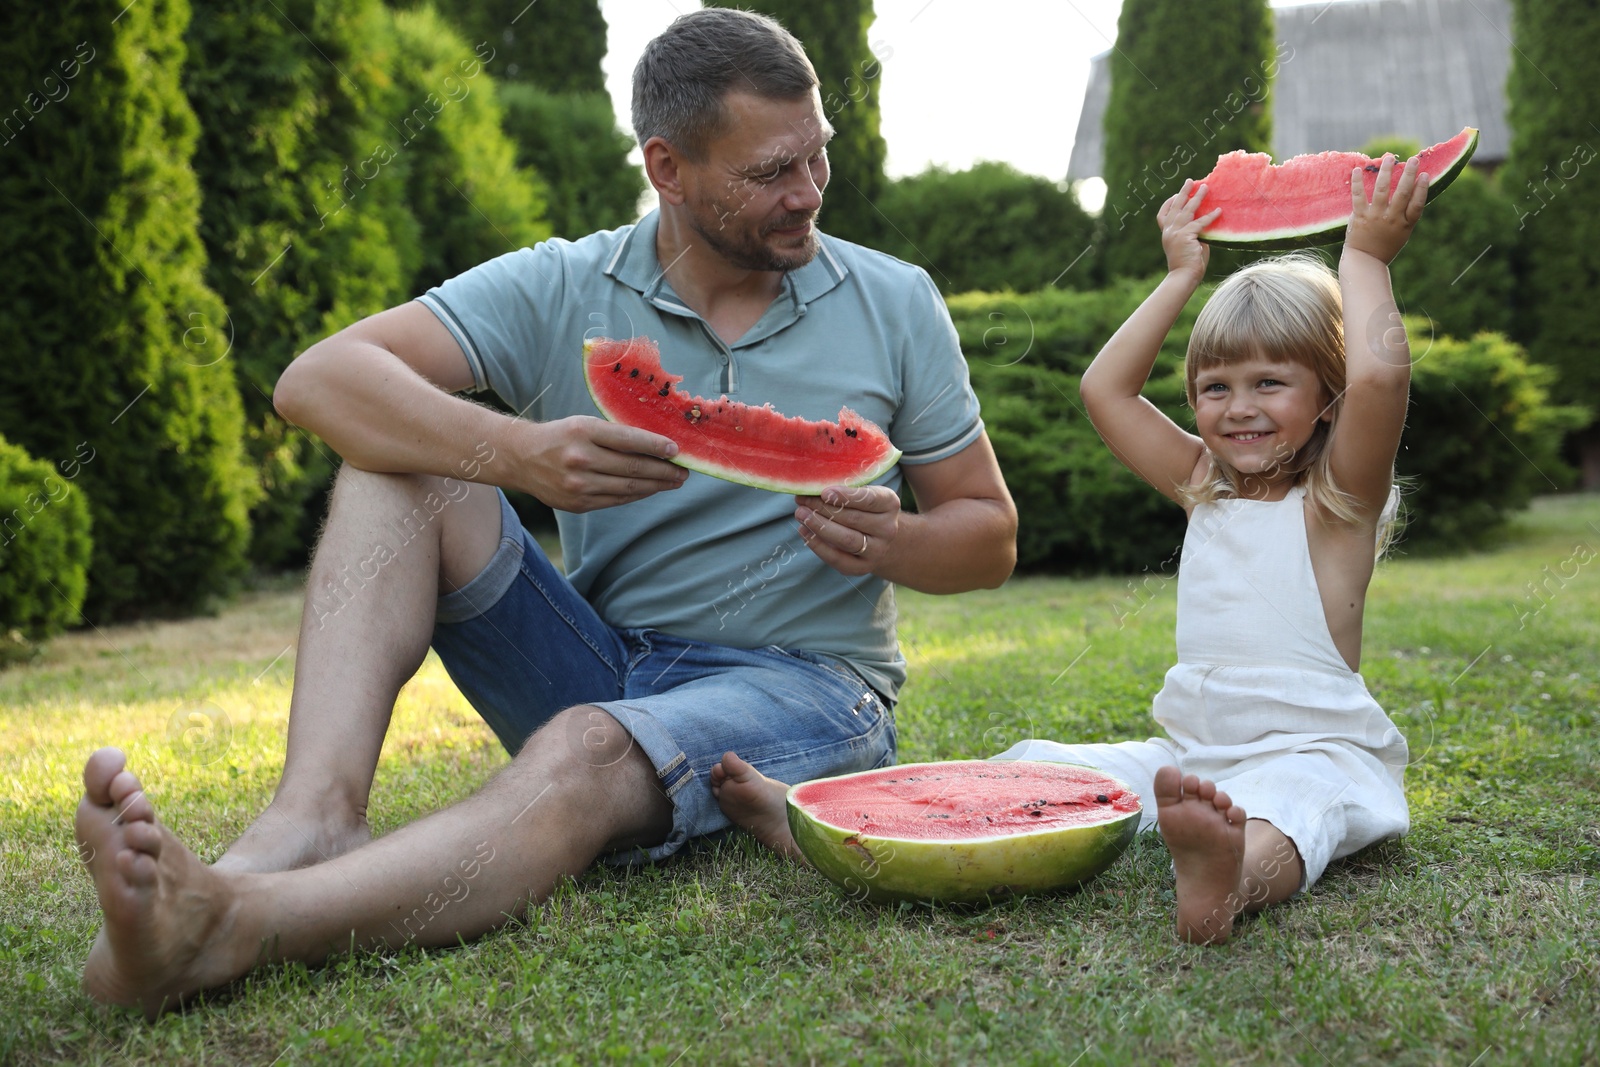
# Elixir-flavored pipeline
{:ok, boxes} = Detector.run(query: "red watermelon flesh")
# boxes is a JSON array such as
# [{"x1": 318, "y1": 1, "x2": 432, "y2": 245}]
[
  {"x1": 583, "y1": 336, "x2": 901, "y2": 495},
  {"x1": 1193, "y1": 126, "x2": 1479, "y2": 249},
  {"x1": 786, "y1": 760, "x2": 1142, "y2": 904}
]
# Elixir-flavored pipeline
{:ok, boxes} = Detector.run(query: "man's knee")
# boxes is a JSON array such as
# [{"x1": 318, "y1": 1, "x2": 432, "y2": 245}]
[
  {"x1": 322, "y1": 467, "x2": 502, "y2": 591},
  {"x1": 526, "y1": 706, "x2": 646, "y2": 776}
]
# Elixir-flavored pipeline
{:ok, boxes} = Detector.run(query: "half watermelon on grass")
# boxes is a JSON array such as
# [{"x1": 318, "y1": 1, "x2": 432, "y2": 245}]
[
  {"x1": 1193, "y1": 126, "x2": 1479, "y2": 249},
  {"x1": 583, "y1": 336, "x2": 901, "y2": 495},
  {"x1": 787, "y1": 760, "x2": 1142, "y2": 905}
]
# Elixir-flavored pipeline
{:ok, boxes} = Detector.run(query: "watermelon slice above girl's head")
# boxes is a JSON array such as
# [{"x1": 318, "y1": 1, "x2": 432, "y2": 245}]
[
  {"x1": 1192, "y1": 126, "x2": 1479, "y2": 249},
  {"x1": 582, "y1": 336, "x2": 901, "y2": 495},
  {"x1": 786, "y1": 760, "x2": 1142, "y2": 905}
]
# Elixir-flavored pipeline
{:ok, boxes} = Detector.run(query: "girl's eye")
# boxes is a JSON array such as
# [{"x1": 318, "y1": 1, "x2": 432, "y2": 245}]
[
  {"x1": 1259, "y1": 379, "x2": 1282, "y2": 388},
  {"x1": 1204, "y1": 383, "x2": 1227, "y2": 393}
]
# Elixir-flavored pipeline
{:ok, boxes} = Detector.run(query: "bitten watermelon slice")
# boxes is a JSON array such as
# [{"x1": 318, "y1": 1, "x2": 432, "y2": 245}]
[
  {"x1": 1193, "y1": 126, "x2": 1479, "y2": 249},
  {"x1": 787, "y1": 760, "x2": 1142, "y2": 905},
  {"x1": 583, "y1": 336, "x2": 901, "y2": 495}
]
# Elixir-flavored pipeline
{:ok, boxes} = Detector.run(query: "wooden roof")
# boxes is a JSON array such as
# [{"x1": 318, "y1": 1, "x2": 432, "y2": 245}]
[{"x1": 1067, "y1": 0, "x2": 1512, "y2": 180}]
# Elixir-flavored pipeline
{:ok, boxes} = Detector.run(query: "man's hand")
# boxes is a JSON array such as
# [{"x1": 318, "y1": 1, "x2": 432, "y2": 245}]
[
  {"x1": 794, "y1": 484, "x2": 901, "y2": 576},
  {"x1": 519, "y1": 416, "x2": 687, "y2": 512}
]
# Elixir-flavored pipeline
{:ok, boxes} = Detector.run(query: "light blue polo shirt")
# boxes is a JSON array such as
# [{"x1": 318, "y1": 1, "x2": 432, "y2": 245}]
[{"x1": 416, "y1": 210, "x2": 982, "y2": 701}]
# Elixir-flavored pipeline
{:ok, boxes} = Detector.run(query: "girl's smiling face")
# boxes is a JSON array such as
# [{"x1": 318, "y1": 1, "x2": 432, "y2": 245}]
[{"x1": 1191, "y1": 356, "x2": 1334, "y2": 483}]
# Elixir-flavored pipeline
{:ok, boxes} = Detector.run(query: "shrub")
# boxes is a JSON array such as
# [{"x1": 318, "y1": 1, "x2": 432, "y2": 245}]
[
  {"x1": 0, "y1": 434, "x2": 93, "y2": 659},
  {"x1": 1400, "y1": 324, "x2": 1586, "y2": 550},
  {"x1": 498, "y1": 86, "x2": 645, "y2": 238},
  {"x1": 950, "y1": 282, "x2": 1202, "y2": 570},
  {"x1": 0, "y1": 0, "x2": 255, "y2": 618},
  {"x1": 880, "y1": 164, "x2": 1099, "y2": 295}
]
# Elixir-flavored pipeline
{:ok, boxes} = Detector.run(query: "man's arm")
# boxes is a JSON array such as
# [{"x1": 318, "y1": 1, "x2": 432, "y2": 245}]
[
  {"x1": 273, "y1": 302, "x2": 687, "y2": 513},
  {"x1": 795, "y1": 432, "x2": 1017, "y2": 593}
]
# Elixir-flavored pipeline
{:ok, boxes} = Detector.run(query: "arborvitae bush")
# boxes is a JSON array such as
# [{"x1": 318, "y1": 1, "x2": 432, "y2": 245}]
[
  {"x1": 0, "y1": 434, "x2": 93, "y2": 658},
  {"x1": 947, "y1": 290, "x2": 1581, "y2": 570},
  {"x1": 1502, "y1": 0, "x2": 1600, "y2": 484},
  {"x1": 879, "y1": 163, "x2": 1098, "y2": 295},
  {"x1": 386, "y1": 6, "x2": 552, "y2": 292},
  {"x1": 0, "y1": 0, "x2": 254, "y2": 618},
  {"x1": 186, "y1": 0, "x2": 422, "y2": 568},
  {"x1": 421, "y1": 0, "x2": 608, "y2": 93},
  {"x1": 707, "y1": 0, "x2": 889, "y2": 248},
  {"x1": 1361, "y1": 138, "x2": 1515, "y2": 340},
  {"x1": 1100, "y1": 0, "x2": 1276, "y2": 280},
  {"x1": 498, "y1": 85, "x2": 645, "y2": 238}
]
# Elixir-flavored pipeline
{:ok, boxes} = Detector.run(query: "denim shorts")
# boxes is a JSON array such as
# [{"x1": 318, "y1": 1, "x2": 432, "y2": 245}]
[{"x1": 430, "y1": 491, "x2": 897, "y2": 863}]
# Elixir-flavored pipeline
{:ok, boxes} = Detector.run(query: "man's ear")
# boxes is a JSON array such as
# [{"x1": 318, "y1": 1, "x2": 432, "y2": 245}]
[{"x1": 643, "y1": 136, "x2": 686, "y2": 205}]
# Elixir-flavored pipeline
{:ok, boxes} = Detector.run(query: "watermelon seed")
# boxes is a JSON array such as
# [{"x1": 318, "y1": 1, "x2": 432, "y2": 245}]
[
  {"x1": 612, "y1": 362, "x2": 621, "y2": 372},
  {"x1": 845, "y1": 427, "x2": 858, "y2": 437},
  {"x1": 1096, "y1": 795, "x2": 1110, "y2": 803},
  {"x1": 629, "y1": 368, "x2": 639, "y2": 378},
  {"x1": 1364, "y1": 163, "x2": 1381, "y2": 172},
  {"x1": 657, "y1": 386, "x2": 670, "y2": 397},
  {"x1": 1028, "y1": 810, "x2": 1041, "y2": 817}
]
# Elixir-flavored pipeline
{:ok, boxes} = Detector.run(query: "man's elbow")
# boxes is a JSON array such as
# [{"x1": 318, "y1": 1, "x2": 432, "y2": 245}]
[
  {"x1": 273, "y1": 345, "x2": 324, "y2": 427},
  {"x1": 981, "y1": 499, "x2": 1020, "y2": 588}
]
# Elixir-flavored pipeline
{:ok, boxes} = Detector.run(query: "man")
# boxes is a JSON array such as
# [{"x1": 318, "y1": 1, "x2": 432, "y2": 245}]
[{"x1": 75, "y1": 8, "x2": 1016, "y2": 1016}]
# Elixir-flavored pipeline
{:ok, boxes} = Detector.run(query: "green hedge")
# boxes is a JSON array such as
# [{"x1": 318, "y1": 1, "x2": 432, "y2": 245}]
[
  {"x1": 948, "y1": 286, "x2": 1582, "y2": 571},
  {"x1": 880, "y1": 163, "x2": 1098, "y2": 295},
  {"x1": 1401, "y1": 324, "x2": 1587, "y2": 550},
  {"x1": 950, "y1": 283, "x2": 1203, "y2": 571},
  {"x1": 0, "y1": 435, "x2": 93, "y2": 660}
]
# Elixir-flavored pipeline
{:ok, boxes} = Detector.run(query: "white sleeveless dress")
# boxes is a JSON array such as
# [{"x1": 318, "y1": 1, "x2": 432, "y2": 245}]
[{"x1": 993, "y1": 486, "x2": 1410, "y2": 887}]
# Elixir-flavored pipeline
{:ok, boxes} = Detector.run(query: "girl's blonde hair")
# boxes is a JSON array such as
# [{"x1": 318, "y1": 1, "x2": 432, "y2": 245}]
[{"x1": 1180, "y1": 253, "x2": 1398, "y2": 549}]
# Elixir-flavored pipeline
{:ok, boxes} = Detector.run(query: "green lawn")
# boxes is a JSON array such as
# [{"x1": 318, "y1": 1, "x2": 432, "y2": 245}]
[{"x1": 3, "y1": 497, "x2": 1597, "y2": 1065}]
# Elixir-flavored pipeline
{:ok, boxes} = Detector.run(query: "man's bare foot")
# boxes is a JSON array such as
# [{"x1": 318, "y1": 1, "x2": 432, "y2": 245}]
[
  {"x1": 76, "y1": 748, "x2": 261, "y2": 1017},
  {"x1": 710, "y1": 752, "x2": 805, "y2": 862},
  {"x1": 1155, "y1": 766, "x2": 1248, "y2": 945},
  {"x1": 213, "y1": 798, "x2": 369, "y2": 873}
]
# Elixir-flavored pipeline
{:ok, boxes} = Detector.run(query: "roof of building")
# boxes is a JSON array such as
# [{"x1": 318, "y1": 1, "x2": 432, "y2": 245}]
[{"x1": 1067, "y1": 0, "x2": 1512, "y2": 181}]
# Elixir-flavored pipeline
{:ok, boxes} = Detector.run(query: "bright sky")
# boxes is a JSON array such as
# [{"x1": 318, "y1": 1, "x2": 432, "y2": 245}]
[{"x1": 599, "y1": 0, "x2": 1357, "y2": 205}]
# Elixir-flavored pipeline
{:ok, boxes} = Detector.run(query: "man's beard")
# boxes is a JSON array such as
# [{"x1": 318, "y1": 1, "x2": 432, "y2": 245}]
[{"x1": 688, "y1": 199, "x2": 821, "y2": 272}]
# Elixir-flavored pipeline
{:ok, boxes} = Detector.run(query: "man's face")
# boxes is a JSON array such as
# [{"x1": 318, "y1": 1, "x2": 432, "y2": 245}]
[{"x1": 679, "y1": 90, "x2": 833, "y2": 272}]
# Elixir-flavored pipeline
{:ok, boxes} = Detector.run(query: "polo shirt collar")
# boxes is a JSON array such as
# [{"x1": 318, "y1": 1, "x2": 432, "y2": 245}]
[{"x1": 605, "y1": 209, "x2": 850, "y2": 314}]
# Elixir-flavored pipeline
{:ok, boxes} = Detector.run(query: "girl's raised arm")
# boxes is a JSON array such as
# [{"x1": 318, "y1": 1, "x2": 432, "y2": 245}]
[
  {"x1": 1331, "y1": 155, "x2": 1429, "y2": 518},
  {"x1": 1080, "y1": 180, "x2": 1217, "y2": 503}
]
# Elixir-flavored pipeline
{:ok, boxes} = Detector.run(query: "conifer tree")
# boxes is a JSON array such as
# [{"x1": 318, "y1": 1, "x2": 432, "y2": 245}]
[
  {"x1": 1502, "y1": 0, "x2": 1600, "y2": 486},
  {"x1": 0, "y1": 0, "x2": 254, "y2": 618},
  {"x1": 1100, "y1": 0, "x2": 1276, "y2": 279},
  {"x1": 185, "y1": 0, "x2": 422, "y2": 567},
  {"x1": 706, "y1": 0, "x2": 890, "y2": 248}
]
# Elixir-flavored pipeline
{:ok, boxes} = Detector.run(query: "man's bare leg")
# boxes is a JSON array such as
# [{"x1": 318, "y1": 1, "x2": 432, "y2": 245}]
[
  {"x1": 1154, "y1": 766, "x2": 1304, "y2": 945},
  {"x1": 217, "y1": 467, "x2": 503, "y2": 872},
  {"x1": 709, "y1": 751, "x2": 804, "y2": 861},
  {"x1": 79, "y1": 705, "x2": 671, "y2": 1018}
]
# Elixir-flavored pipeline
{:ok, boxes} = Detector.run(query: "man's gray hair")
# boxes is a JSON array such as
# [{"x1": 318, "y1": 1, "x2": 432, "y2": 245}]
[{"x1": 632, "y1": 8, "x2": 818, "y2": 162}]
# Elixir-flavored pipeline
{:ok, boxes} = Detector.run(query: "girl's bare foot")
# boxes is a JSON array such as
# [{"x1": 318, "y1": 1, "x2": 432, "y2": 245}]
[
  {"x1": 710, "y1": 752, "x2": 805, "y2": 862},
  {"x1": 76, "y1": 748, "x2": 262, "y2": 1017},
  {"x1": 1154, "y1": 766, "x2": 1248, "y2": 945},
  {"x1": 214, "y1": 799, "x2": 370, "y2": 873}
]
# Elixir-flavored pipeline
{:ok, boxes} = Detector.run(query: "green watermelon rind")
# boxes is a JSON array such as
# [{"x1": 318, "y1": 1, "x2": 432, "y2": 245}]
[
  {"x1": 1199, "y1": 127, "x2": 1479, "y2": 250},
  {"x1": 786, "y1": 760, "x2": 1143, "y2": 906},
  {"x1": 583, "y1": 338, "x2": 902, "y2": 496}
]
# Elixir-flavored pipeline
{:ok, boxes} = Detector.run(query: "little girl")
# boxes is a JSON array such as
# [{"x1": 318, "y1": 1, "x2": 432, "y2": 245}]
[{"x1": 713, "y1": 154, "x2": 1430, "y2": 944}]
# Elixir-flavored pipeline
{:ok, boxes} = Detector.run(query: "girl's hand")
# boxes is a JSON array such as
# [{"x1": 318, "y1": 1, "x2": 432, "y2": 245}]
[
  {"x1": 1345, "y1": 154, "x2": 1429, "y2": 265},
  {"x1": 1158, "y1": 179, "x2": 1223, "y2": 283}
]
